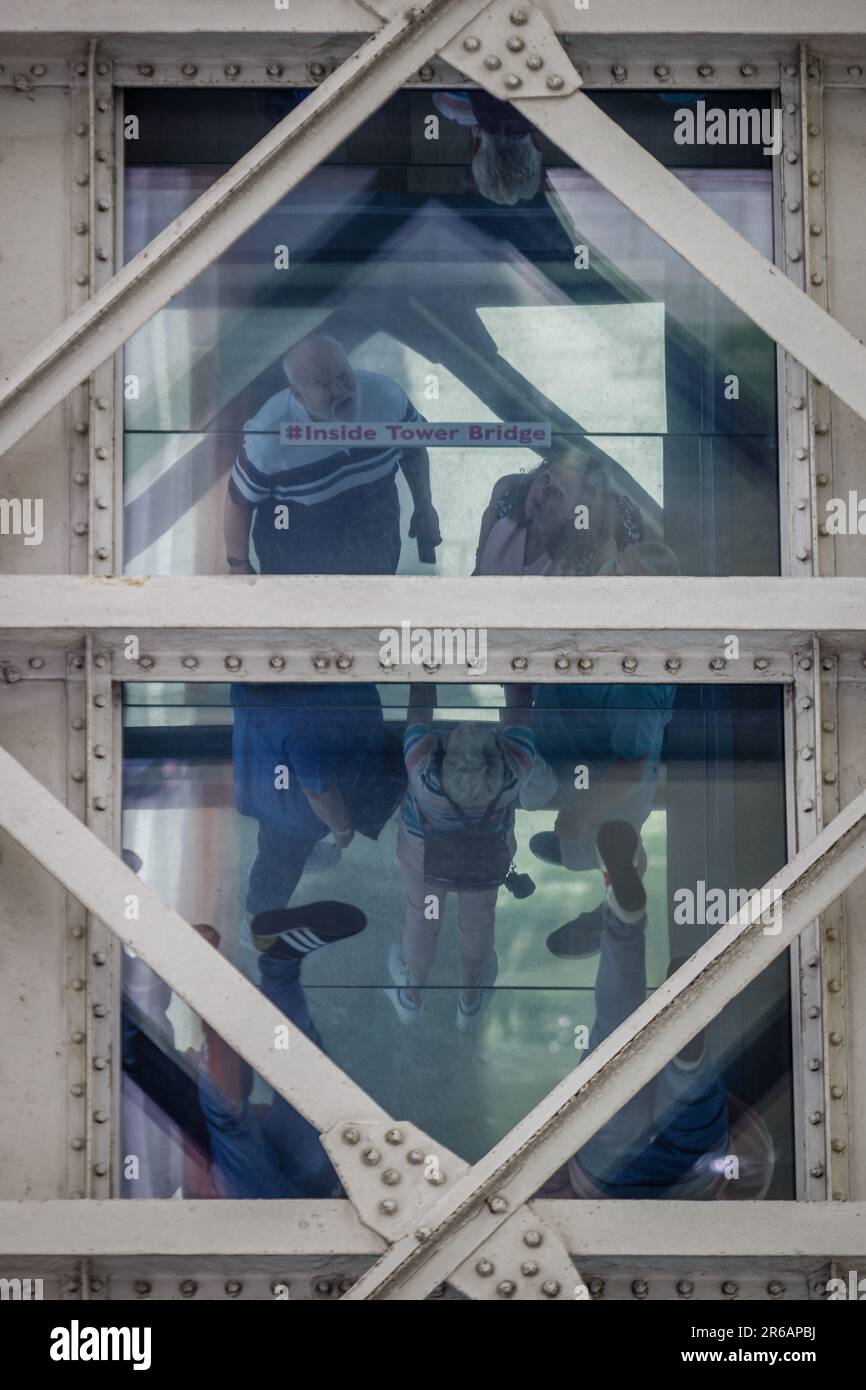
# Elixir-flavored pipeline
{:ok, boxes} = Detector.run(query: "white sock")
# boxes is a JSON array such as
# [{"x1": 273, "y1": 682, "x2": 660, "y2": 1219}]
[{"x1": 605, "y1": 884, "x2": 645, "y2": 925}]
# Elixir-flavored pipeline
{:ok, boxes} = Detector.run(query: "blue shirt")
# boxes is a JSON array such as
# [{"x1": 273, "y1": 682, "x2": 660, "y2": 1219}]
[{"x1": 231, "y1": 684, "x2": 383, "y2": 833}]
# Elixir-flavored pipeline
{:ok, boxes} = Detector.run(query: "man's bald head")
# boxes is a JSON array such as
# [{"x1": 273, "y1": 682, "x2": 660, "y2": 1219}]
[{"x1": 282, "y1": 335, "x2": 358, "y2": 421}]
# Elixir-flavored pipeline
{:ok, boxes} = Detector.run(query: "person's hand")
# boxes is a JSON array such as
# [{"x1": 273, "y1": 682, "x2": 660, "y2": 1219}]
[
  {"x1": 333, "y1": 828, "x2": 354, "y2": 849},
  {"x1": 409, "y1": 503, "x2": 442, "y2": 552}
]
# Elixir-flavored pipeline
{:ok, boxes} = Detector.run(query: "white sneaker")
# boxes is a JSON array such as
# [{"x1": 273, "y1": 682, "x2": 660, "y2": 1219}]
[
  {"x1": 384, "y1": 943, "x2": 424, "y2": 1026},
  {"x1": 456, "y1": 951, "x2": 499, "y2": 1034}
]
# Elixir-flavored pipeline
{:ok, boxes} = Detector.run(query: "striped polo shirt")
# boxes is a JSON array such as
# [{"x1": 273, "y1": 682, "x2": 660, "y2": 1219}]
[
  {"x1": 229, "y1": 369, "x2": 424, "y2": 511},
  {"x1": 402, "y1": 723, "x2": 535, "y2": 842}
]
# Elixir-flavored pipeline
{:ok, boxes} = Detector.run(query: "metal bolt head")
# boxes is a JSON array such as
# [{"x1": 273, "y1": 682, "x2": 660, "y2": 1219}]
[
  {"x1": 511, "y1": 656, "x2": 528, "y2": 671},
  {"x1": 611, "y1": 63, "x2": 628, "y2": 80},
  {"x1": 382, "y1": 1169, "x2": 401, "y2": 1186},
  {"x1": 709, "y1": 656, "x2": 725, "y2": 670},
  {"x1": 138, "y1": 656, "x2": 155, "y2": 670},
  {"x1": 362, "y1": 1146, "x2": 381, "y2": 1166},
  {"x1": 225, "y1": 1280, "x2": 242, "y2": 1297},
  {"x1": 526, "y1": 55, "x2": 543, "y2": 71},
  {"x1": 179, "y1": 1279, "x2": 197, "y2": 1297},
  {"x1": 92, "y1": 797, "x2": 107, "y2": 811},
  {"x1": 462, "y1": 37, "x2": 481, "y2": 53},
  {"x1": 632, "y1": 1279, "x2": 649, "y2": 1298},
  {"x1": 496, "y1": 1280, "x2": 517, "y2": 1297},
  {"x1": 269, "y1": 655, "x2": 286, "y2": 669},
  {"x1": 487, "y1": 1195, "x2": 508, "y2": 1214},
  {"x1": 71, "y1": 1137, "x2": 84, "y2": 1150},
  {"x1": 740, "y1": 63, "x2": 757, "y2": 77},
  {"x1": 520, "y1": 1260, "x2": 539, "y2": 1277},
  {"x1": 418, "y1": 65, "x2": 434, "y2": 81},
  {"x1": 312, "y1": 655, "x2": 330, "y2": 670},
  {"x1": 654, "y1": 65, "x2": 670, "y2": 79},
  {"x1": 224, "y1": 64, "x2": 241, "y2": 78},
  {"x1": 622, "y1": 656, "x2": 638, "y2": 672},
  {"x1": 810, "y1": 1162, "x2": 825, "y2": 1178},
  {"x1": 407, "y1": 1148, "x2": 425, "y2": 1164},
  {"x1": 808, "y1": 1057, "x2": 821, "y2": 1071},
  {"x1": 137, "y1": 64, "x2": 154, "y2": 77},
  {"x1": 224, "y1": 655, "x2": 242, "y2": 671},
  {"x1": 848, "y1": 66, "x2": 864, "y2": 77},
  {"x1": 577, "y1": 656, "x2": 594, "y2": 671},
  {"x1": 415, "y1": 1226, "x2": 432, "y2": 1242},
  {"x1": 335, "y1": 654, "x2": 352, "y2": 670},
  {"x1": 484, "y1": 55, "x2": 502, "y2": 71},
  {"x1": 808, "y1": 1110, "x2": 823, "y2": 1125},
  {"x1": 506, "y1": 36, "x2": 525, "y2": 52},
  {"x1": 314, "y1": 1279, "x2": 332, "y2": 1295},
  {"x1": 384, "y1": 1127, "x2": 404, "y2": 1145},
  {"x1": 134, "y1": 1281, "x2": 151, "y2": 1295},
  {"x1": 181, "y1": 64, "x2": 198, "y2": 77},
  {"x1": 697, "y1": 64, "x2": 714, "y2": 77},
  {"x1": 93, "y1": 1163, "x2": 107, "y2": 1177},
  {"x1": 721, "y1": 1280, "x2": 738, "y2": 1296},
  {"x1": 677, "y1": 1279, "x2": 694, "y2": 1296},
  {"x1": 546, "y1": 74, "x2": 564, "y2": 90},
  {"x1": 28, "y1": 657, "x2": 44, "y2": 670},
  {"x1": 523, "y1": 1229, "x2": 542, "y2": 1248},
  {"x1": 475, "y1": 1258, "x2": 495, "y2": 1277},
  {"x1": 554, "y1": 655, "x2": 569, "y2": 670},
  {"x1": 588, "y1": 1277, "x2": 605, "y2": 1296},
  {"x1": 266, "y1": 64, "x2": 284, "y2": 77},
  {"x1": 341, "y1": 1125, "x2": 360, "y2": 1145},
  {"x1": 510, "y1": 7, "x2": 529, "y2": 24},
  {"x1": 665, "y1": 657, "x2": 682, "y2": 672},
  {"x1": 379, "y1": 1198, "x2": 398, "y2": 1215},
  {"x1": 181, "y1": 655, "x2": 198, "y2": 669},
  {"x1": 504, "y1": 74, "x2": 522, "y2": 90}
]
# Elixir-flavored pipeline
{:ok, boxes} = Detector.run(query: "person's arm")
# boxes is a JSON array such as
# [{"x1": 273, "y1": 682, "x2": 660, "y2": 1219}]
[
  {"x1": 407, "y1": 681, "x2": 435, "y2": 728},
  {"x1": 474, "y1": 472, "x2": 522, "y2": 574},
  {"x1": 223, "y1": 489, "x2": 255, "y2": 575},
  {"x1": 301, "y1": 784, "x2": 354, "y2": 847},
  {"x1": 399, "y1": 447, "x2": 441, "y2": 560}
]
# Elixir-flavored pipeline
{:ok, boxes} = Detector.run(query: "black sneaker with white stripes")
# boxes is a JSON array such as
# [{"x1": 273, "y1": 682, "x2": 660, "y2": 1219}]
[{"x1": 250, "y1": 902, "x2": 367, "y2": 960}]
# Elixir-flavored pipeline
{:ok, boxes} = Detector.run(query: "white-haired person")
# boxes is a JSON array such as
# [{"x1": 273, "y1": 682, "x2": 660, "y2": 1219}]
[
  {"x1": 432, "y1": 90, "x2": 543, "y2": 206},
  {"x1": 387, "y1": 685, "x2": 535, "y2": 1032}
]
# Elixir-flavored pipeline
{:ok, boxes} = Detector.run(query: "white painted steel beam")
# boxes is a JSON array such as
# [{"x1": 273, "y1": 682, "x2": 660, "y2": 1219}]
[
  {"x1": 442, "y1": 5, "x2": 866, "y2": 431},
  {"x1": 2, "y1": 1199, "x2": 864, "y2": 1260},
  {"x1": 0, "y1": 746, "x2": 389, "y2": 1135},
  {"x1": 344, "y1": 782, "x2": 866, "y2": 1298},
  {"x1": 0, "y1": 0, "x2": 489, "y2": 460},
  {"x1": 3, "y1": 0, "x2": 866, "y2": 38},
  {"x1": 1, "y1": 575, "x2": 865, "y2": 635}
]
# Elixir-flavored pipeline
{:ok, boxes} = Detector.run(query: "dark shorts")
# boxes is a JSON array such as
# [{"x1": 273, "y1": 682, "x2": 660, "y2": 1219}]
[{"x1": 252, "y1": 475, "x2": 401, "y2": 575}]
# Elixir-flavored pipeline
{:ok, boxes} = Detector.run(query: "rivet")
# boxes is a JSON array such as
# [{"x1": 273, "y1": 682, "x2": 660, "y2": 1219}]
[
  {"x1": 266, "y1": 63, "x2": 284, "y2": 77},
  {"x1": 95, "y1": 496, "x2": 110, "y2": 511},
  {"x1": 74, "y1": 273, "x2": 90, "y2": 288},
  {"x1": 95, "y1": 547, "x2": 109, "y2": 561},
  {"x1": 815, "y1": 422, "x2": 830, "y2": 435},
  {"x1": 510, "y1": 7, "x2": 529, "y2": 24},
  {"x1": 341, "y1": 1125, "x2": 360, "y2": 1145},
  {"x1": 89, "y1": 1277, "x2": 105, "y2": 1292},
  {"x1": 74, "y1": 221, "x2": 88, "y2": 236},
  {"x1": 767, "y1": 1280, "x2": 785, "y2": 1296},
  {"x1": 139, "y1": 655, "x2": 155, "y2": 670},
  {"x1": 523, "y1": 1229, "x2": 542, "y2": 1248},
  {"x1": 801, "y1": 746, "x2": 814, "y2": 760},
  {"x1": 546, "y1": 74, "x2": 564, "y2": 90},
  {"x1": 611, "y1": 64, "x2": 628, "y2": 80},
  {"x1": 520, "y1": 1260, "x2": 539, "y2": 1277},
  {"x1": 632, "y1": 1279, "x2": 649, "y2": 1298},
  {"x1": 832, "y1": 1138, "x2": 846, "y2": 1153},
  {"x1": 379, "y1": 1199, "x2": 398, "y2": 1215},
  {"x1": 312, "y1": 656, "x2": 330, "y2": 670},
  {"x1": 137, "y1": 64, "x2": 154, "y2": 77},
  {"x1": 785, "y1": 150, "x2": 799, "y2": 164},
  {"x1": 808, "y1": 1110, "x2": 823, "y2": 1124},
  {"x1": 484, "y1": 55, "x2": 502, "y2": 71},
  {"x1": 795, "y1": 447, "x2": 808, "y2": 460},
  {"x1": 94, "y1": 445, "x2": 109, "y2": 460},
  {"x1": 96, "y1": 247, "x2": 109, "y2": 262},
  {"x1": 541, "y1": 1279, "x2": 561, "y2": 1297},
  {"x1": 554, "y1": 655, "x2": 569, "y2": 670},
  {"x1": 798, "y1": 696, "x2": 812, "y2": 710},
  {"x1": 809, "y1": 171, "x2": 821, "y2": 185},
  {"x1": 134, "y1": 1281, "x2": 151, "y2": 1295},
  {"x1": 496, "y1": 1280, "x2": 517, "y2": 1297},
  {"x1": 807, "y1": 954, "x2": 819, "y2": 967},
  {"x1": 407, "y1": 1148, "x2": 425, "y2": 1164},
  {"x1": 810, "y1": 1162, "x2": 825, "y2": 1177},
  {"x1": 28, "y1": 657, "x2": 44, "y2": 669},
  {"x1": 810, "y1": 222, "x2": 823, "y2": 236},
  {"x1": 818, "y1": 523, "x2": 829, "y2": 537},
  {"x1": 654, "y1": 65, "x2": 670, "y2": 79},
  {"x1": 506, "y1": 36, "x2": 524, "y2": 52},
  {"x1": 309, "y1": 63, "x2": 326, "y2": 80},
  {"x1": 826, "y1": 927, "x2": 839, "y2": 941},
  {"x1": 335, "y1": 654, "x2": 352, "y2": 670},
  {"x1": 740, "y1": 64, "x2": 757, "y2": 77},
  {"x1": 808, "y1": 1057, "x2": 821, "y2": 1071},
  {"x1": 848, "y1": 66, "x2": 864, "y2": 78},
  {"x1": 588, "y1": 1277, "x2": 605, "y2": 1296},
  {"x1": 487, "y1": 1195, "x2": 508, "y2": 1214},
  {"x1": 74, "y1": 420, "x2": 89, "y2": 436},
  {"x1": 789, "y1": 249, "x2": 802, "y2": 261},
  {"x1": 697, "y1": 64, "x2": 714, "y2": 78},
  {"x1": 475, "y1": 1259, "x2": 495, "y2": 1277},
  {"x1": 93, "y1": 1005, "x2": 107, "y2": 1019},
  {"x1": 268, "y1": 655, "x2": 285, "y2": 669},
  {"x1": 622, "y1": 656, "x2": 638, "y2": 672},
  {"x1": 415, "y1": 1227, "x2": 432, "y2": 1242},
  {"x1": 462, "y1": 37, "x2": 481, "y2": 53},
  {"x1": 71, "y1": 1031, "x2": 84, "y2": 1044},
  {"x1": 578, "y1": 657, "x2": 594, "y2": 671},
  {"x1": 96, "y1": 98, "x2": 109, "y2": 112},
  {"x1": 93, "y1": 950, "x2": 107, "y2": 965},
  {"x1": 833, "y1": 1191, "x2": 847, "y2": 1201},
  {"x1": 823, "y1": 770, "x2": 837, "y2": 785},
  {"x1": 504, "y1": 74, "x2": 522, "y2": 90},
  {"x1": 382, "y1": 1169, "x2": 401, "y2": 1186},
  {"x1": 526, "y1": 55, "x2": 543, "y2": 71},
  {"x1": 753, "y1": 657, "x2": 769, "y2": 670},
  {"x1": 385, "y1": 1127, "x2": 404, "y2": 1145},
  {"x1": 73, "y1": 522, "x2": 88, "y2": 536},
  {"x1": 93, "y1": 1163, "x2": 107, "y2": 1177},
  {"x1": 709, "y1": 656, "x2": 725, "y2": 671},
  {"x1": 802, "y1": 799, "x2": 814, "y2": 812},
  {"x1": 71, "y1": 1137, "x2": 85, "y2": 1150},
  {"x1": 796, "y1": 547, "x2": 811, "y2": 561},
  {"x1": 97, "y1": 62, "x2": 110, "y2": 76},
  {"x1": 181, "y1": 64, "x2": 198, "y2": 77},
  {"x1": 225, "y1": 1280, "x2": 242, "y2": 1297},
  {"x1": 74, "y1": 123, "x2": 88, "y2": 137},
  {"x1": 827, "y1": 979, "x2": 842, "y2": 994},
  {"x1": 362, "y1": 1146, "x2": 381, "y2": 1166},
  {"x1": 94, "y1": 1108, "x2": 108, "y2": 1122},
  {"x1": 224, "y1": 655, "x2": 242, "y2": 671},
  {"x1": 792, "y1": 396, "x2": 806, "y2": 410},
  {"x1": 665, "y1": 657, "x2": 682, "y2": 672},
  {"x1": 181, "y1": 655, "x2": 198, "y2": 669},
  {"x1": 721, "y1": 1280, "x2": 738, "y2": 1296},
  {"x1": 224, "y1": 65, "x2": 241, "y2": 78},
  {"x1": 93, "y1": 797, "x2": 107, "y2": 811},
  {"x1": 418, "y1": 66, "x2": 434, "y2": 82},
  {"x1": 807, "y1": 1005, "x2": 820, "y2": 1019},
  {"x1": 788, "y1": 199, "x2": 801, "y2": 213},
  {"x1": 784, "y1": 65, "x2": 798, "y2": 77},
  {"x1": 811, "y1": 272, "x2": 824, "y2": 286},
  {"x1": 511, "y1": 656, "x2": 528, "y2": 671},
  {"x1": 71, "y1": 924, "x2": 85, "y2": 938},
  {"x1": 831, "y1": 1085, "x2": 844, "y2": 1099},
  {"x1": 677, "y1": 1279, "x2": 694, "y2": 1296},
  {"x1": 70, "y1": 1084, "x2": 84, "y2": 1097},
  {"x1": 180, "y1": 1279, "x2": 197, "y2": 1297},
  {"x1": 74, "y1": 63, "x2": 88, "y2": 76},
  {"x1": 808, "y1": 123, "x2": 820, "y2": 136}
]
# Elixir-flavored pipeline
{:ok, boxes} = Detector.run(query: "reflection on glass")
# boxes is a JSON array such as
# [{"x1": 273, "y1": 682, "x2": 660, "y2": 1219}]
[
  {"x1": 123, "y1": 89, "x2": 779, "y2": 577},
  {"x1": 121, "y1": 681, "x2": 791, "y2": 1202}
]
